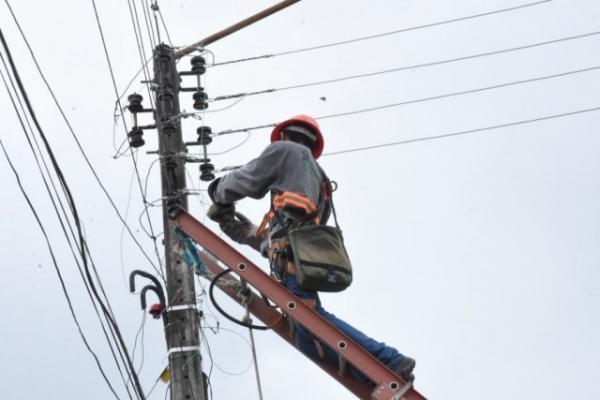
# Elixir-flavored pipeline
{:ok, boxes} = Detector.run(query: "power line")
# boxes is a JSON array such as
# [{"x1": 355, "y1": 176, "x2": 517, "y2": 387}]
[
  {"x1": 316, "y1": 65, "x2": 600, "y2": 120},
  {"x1": 0, "y1": 26, "x2": 146, "y2": 400},
  {"x1": 138, "y1": 0, "x2": 157, "y2": 49},
  {"x1": 154, "y1": 1, "x2": 173, "y2": 45},
  {"x1": 91, "y1": 0, "x2": 165, "y2": 282},
  {"x1": 322, "y1": 106, "x2": 600, "y2": 156},
  {"x1": 212, "y1": 65, "x2": 600, "y2": 136},
  {"x1": 0, "y1": 136, "x2": 122, "y2": 400},
  {"x1": 211, "y1": 0, "x2": 553, "y2": 67},
  {"x1": 0, "y1": 54, "x2": 137, "y2": 400},
  {"x1": 4, "y1": 0, "x2": 162, "y2": 281},
  {"x1": 212, "y1": 30, "x2": 600, "y2": 102}
]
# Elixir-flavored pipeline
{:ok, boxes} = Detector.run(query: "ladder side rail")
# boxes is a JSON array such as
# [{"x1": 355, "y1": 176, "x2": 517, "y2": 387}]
[
  {"x1": 177, "y1": 210, "x2": 426, "y2": 400},
  {"x1": 198, "y1": 252, "x2": 374, "y2": 399}
]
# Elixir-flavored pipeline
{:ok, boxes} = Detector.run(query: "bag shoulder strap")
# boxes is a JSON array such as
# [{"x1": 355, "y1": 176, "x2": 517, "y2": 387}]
[{"x1": 315, "y1": 164, "x2": 340, "y2": 229}]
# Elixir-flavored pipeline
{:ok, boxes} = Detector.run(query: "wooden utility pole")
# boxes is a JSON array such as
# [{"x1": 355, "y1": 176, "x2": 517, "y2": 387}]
[
  {"x1": 149, "y1": 2, "x2": 301, "y2": 399},
  {"x1": 154, "y1": 43, "x2": 206, "y2": 400}
]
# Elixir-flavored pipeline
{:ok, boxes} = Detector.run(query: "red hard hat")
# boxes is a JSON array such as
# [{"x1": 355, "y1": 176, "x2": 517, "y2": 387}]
[{"x1": 271, "y1": 115, "x2": 324, "y2": 159}]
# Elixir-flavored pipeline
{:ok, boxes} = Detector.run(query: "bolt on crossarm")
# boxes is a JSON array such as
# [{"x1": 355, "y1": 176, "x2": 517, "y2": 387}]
[{"x1": 153, "y1": 44, "x2": 206, "y2": 400}]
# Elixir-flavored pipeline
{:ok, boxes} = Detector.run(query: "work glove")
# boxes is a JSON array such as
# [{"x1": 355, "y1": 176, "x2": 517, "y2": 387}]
[
  {"x1": 207, "y1": 202, "x2": 235, "y2": 223},
  {"x1": 220, "y1": 212, "x2": 262, "y2": 252}
]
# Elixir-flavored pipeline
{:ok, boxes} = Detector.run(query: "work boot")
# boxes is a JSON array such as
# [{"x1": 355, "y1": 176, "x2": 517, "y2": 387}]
[{"x1": 392, "y1": 356, "x2": 416, "y2": 382}]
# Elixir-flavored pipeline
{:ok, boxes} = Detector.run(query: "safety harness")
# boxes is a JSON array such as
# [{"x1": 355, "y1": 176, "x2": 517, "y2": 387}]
[{"x1": 255, "y1": 166, "x2": 342, "y2": 286}]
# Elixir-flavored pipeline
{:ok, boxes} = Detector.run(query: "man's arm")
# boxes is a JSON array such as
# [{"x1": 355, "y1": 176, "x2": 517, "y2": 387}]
[{"x1": 208, "y1": 142, "x2": 283, "y2": 204}]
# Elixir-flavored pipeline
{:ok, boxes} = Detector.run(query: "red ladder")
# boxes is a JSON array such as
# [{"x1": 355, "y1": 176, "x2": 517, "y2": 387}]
[{"x1": 176, "y1": 210, "x2": 427, "y2": 400}]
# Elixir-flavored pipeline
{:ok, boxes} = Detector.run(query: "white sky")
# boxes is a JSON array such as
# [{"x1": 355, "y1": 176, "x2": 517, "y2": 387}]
[{"x1": 1, "y1": 0, "x2": 599, "y2": 399}]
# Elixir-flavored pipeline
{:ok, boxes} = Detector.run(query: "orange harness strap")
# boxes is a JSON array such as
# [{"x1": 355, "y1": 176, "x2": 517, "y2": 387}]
[{"x1": 255, "y1": 192, "x2": 320, "y2": 238}]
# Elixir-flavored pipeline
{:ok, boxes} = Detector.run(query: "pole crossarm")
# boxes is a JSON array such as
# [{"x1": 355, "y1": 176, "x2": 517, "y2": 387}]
[{"x1": 176, "y1": 210, "x2": 427, "y2": 400}]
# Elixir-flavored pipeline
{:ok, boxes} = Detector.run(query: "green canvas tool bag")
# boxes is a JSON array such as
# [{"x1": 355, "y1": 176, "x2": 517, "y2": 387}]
[{"x1": 287, "y1": 224, "x2": 352, "y2": 292}]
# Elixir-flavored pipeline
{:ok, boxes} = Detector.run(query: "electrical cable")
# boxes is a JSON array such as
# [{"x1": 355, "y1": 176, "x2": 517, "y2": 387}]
[
  {"x1": 241, "y1": 296, "x2": 264, "y2": 400},
  {"x1": 4, "y1": 0, "x2": 162, "y2": 279},
  {"x1": 155, "y1": 1, "x2": 173, "y2": 45},
  {"x1": 120, "y1": 167, "x2": 139, "y2": 290},
  {"x1": 316, "y1": 65, "x2": 600, "y2": 121},
  {"x1": 322, "y1": 105, "x2": 600, "y2": 156},
  {"x1": 203, "y1": 131, "x2": 252, "y2": 156},
  {"x1": 211, "y1": 31, "x2": 600, "y2": 102},
  {"x1": 138, "y1": 0, "x2": 157, "y2": 49},
  {"x1": 18, "y1": 7, "x2": 167, "y2": 391},
  {"x1": 0, "y1": 26, "x2": 146, "y2": 400},
  {"x1": 0, "y1": 136, "x2": 122, "y2": 400},
  {"x1": 211, "y1": 0, "x2": 554, "y2": 66},
  {"x1": 204, "y1": 95, "x2": 248, "y2": 112},
  {"x1": 91, "y1": 0, "x2": 165, "y2": 283},
  {"x1": 247, "y1": 326, "x2": 264, "y2": 400},
  {"x1": 200, "y1": 325, "x2": 254, "y2": 376},
  {"x1": 131, "y1": 310, "x2": 148, "y2": 374},
  {"x1": 0, "y1": 62, "x2": 135, "y2": 400},
  {"x1": 0, "y1": 57, "x2": 137, "y2": 400},
  {"x1": 144, "y1": 376, "x2": 162, "y2": 399},
  {"x1": 198, "y1": 329, "x2": 215, "y2": 400},
  {"x1": 124, "y1": 0, "x2": 183, "y2": 232},
  {"x1": 212, "y1": 65, "x2": 600, "y2": 136},
  {"x1": 208, "y1": 269, "x2": 270, "y2": 330}
]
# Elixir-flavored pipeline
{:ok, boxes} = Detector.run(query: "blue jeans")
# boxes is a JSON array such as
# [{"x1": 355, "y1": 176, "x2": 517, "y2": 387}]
[{"x1": 284, "y1": 273, "x2": 406, "y2": 381}]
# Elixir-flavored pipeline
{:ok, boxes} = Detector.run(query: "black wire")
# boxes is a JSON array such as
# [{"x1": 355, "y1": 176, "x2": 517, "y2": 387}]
[
  {"x1": 211, "y1": 0, "x2": 554, "y2": 67},
  {"x1": 90, "y1": 0, "x2": 165, "y2": 282},
  {"x1": 208, "y1": 269, "x2": 269, "y2": 330},
  {"x1": 315, "y1": 65, "x2": 600, "y2": 121},
  {"x1": 155, "y1": 1, "x2": 173, "y2": 45},
  {"x1": 124, "y1": 0, "x2": 178, "y2": 204},
  {"x1": 198, "y1": 330, "x2": 215, "y2": 400},
  {"x1": 0, "y1": 136, "x2": 122, "y2": 400},
  {"x1": 211, "y1": 65, "x2": 600, "y2": 136},
  {"x1": 138, "y1": 0, "x2": 157, "y2": 48},
  {"x1": 0, "y1": 27, "x2": 146, "y2": 400},
  {"x1": 322, "y1": 106, "x2": 600, "y2": 156},
  {"x1": 4, "y1": 0, "x2": 163, "y2": 278},
  {"x1": 131, "y1": 310, "x2": 147, "y2": 373},
  {"x1": 3, "y1": 7, "x2": 146, "y2": 395},
  {"x1": 0, "y1": 58, "x2": 137, "y2": 400},
  {"x1": 211, "y1": 31, "x2": 600, "y2": 102}
]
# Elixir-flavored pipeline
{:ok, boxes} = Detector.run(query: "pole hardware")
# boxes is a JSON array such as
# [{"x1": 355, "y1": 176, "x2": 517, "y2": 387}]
[
  {"x1": 163, "y1": 152, "x2": 178, "y2": 169},
  {"x1": 179, "y1": 56, "x2": 207, "y2": 77},
  {"x1": 195, "y1": 125, "x2": 216, "y2": 181},
  {"x1": 166, "y1": 197, "x2": 183, "y2": 219},
  {"x1": 126, "y1": 93, "x2": 155, "y2": 148}
]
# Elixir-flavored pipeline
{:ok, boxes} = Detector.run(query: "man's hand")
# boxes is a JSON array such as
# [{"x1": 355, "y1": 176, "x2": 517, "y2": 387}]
[
  {"x1": 207, "y1": 203, "x2": 235, "y2": 223},
  {"x1": 220, "y1": 212, "x2": 262, "y2": 252}
]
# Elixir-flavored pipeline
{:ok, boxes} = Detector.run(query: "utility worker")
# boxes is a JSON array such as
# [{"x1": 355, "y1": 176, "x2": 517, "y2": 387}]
[{"x1": 207, "y1": 115, "x2": 416, "y2": 382}]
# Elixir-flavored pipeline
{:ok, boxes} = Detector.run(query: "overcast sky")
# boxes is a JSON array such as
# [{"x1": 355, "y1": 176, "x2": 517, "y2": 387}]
[{"x1": 1, "y1": 1, "x2": 599, "y2": 399}]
